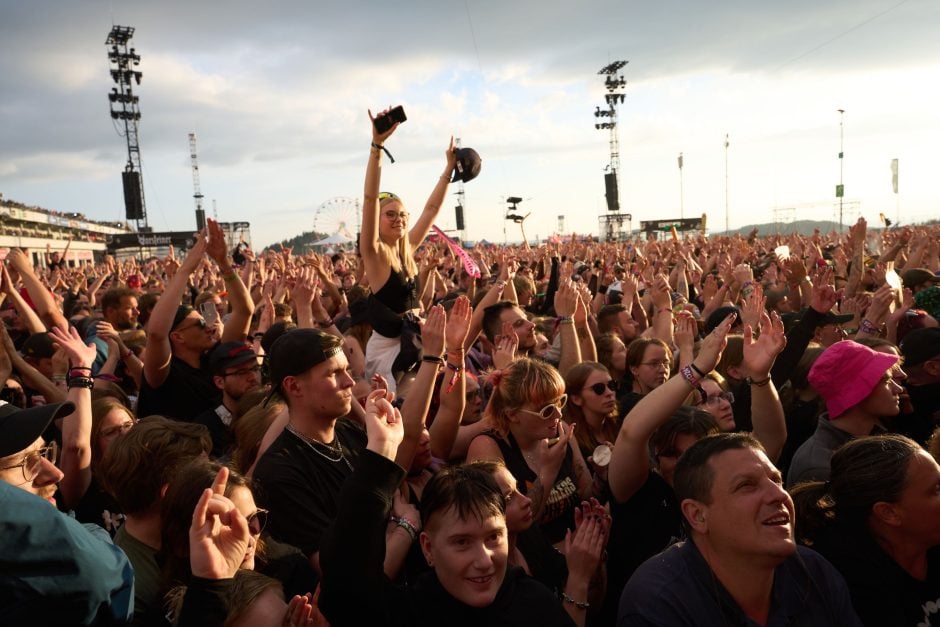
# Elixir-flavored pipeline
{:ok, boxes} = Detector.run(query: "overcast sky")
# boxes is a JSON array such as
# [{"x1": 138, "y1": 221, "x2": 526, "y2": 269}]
[{"x1": 1, "y1": 0, "x2": 937, "y2": 247}]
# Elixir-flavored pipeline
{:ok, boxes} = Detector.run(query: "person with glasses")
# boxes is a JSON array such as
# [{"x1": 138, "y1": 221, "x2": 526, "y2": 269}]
[
  {"x1": 360, "y1": 106, "x2": 457, "y2": 393},
  {"x1": 193, "y1": 341, "x2": 262, "y2": 459},
  {"x1": 138, "y1": 218, "x2": 255, "y2": 420},
  {"x1": 563, "y1": 363, "x2": 620, "y2": 484},
  {"x1": 0, "y1": 398, "x2": 135, "y2": 625},
  {"x1": 67, "y1": 397, "x2": 139, "y2": 536},
  {"x1": 617, "y1": 337, "x2": 673, "y2": 418},
  {"x1": 160, "y1": 459, "x2": 321, "y2": 604},
  {"x1": 467, "y1": 357, "x2": 594, "y2": 548}
]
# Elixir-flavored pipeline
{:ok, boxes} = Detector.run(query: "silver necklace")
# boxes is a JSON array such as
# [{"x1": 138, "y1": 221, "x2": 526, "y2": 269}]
[{"x1": 286, "y1": 424, "x2": 353, "y2": 471}]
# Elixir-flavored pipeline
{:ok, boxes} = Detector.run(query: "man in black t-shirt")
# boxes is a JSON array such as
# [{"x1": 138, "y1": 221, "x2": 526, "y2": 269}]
[
  {"x1": 252, "y1": 328, "x2": 365, "y2": 570},
  {"x1": 192, "y1": 341, "x2": 261, "y2": 459}
]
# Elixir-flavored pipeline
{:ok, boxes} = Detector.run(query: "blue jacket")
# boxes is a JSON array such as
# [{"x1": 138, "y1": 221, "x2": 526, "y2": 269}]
[{"x1": 0, "y1": 482, "x2": 134, "y2": 625}]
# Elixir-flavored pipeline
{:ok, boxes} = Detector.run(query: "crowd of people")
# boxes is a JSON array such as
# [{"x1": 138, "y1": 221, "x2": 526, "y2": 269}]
[{"x1": 2, "y1": 108, "x2": 940, "y2": 626}]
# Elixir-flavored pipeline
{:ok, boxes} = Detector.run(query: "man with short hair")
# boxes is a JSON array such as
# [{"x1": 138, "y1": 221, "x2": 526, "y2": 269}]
[
  {"x1": 0, "y1": 400, "x2": 134, "y2": 624},
  {"x1": 252, "y1": 328, "x2": 365, "y2": 568},
  {"x1": 319, "y1": 390, "x2": 583, "y2": 627},
  {"x1": 192, "y1": 341, "x2": 261, "y2": 458},
  {"x1": 619, "y1": 433, "x2": 861, "y2": 626},
  {"x1": 898, "y1": 327, "x2": 940, "y2": 445},
  {"x1": 597, "y1": 304, "x2": 639, "y2": 343},
  {"x1": 86, "y1": 286, "x2": 140, "y2": 371},
  {"x1": 98, "y1": 416, "x2": 211, "y2": 622}
]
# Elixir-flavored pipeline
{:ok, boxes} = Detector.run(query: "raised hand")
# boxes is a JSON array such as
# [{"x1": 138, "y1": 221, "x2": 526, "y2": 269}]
[
  {"x1": 553, "y1": 279, "x2": 578, "y2": 317},
  {"x1": 363, "y1": 389, "x2": 405, "y2": 460},
  {"x1": 492, "y1": 324, "x2": 519, "y2": 370},
  {"x1": 445, "y1": 296, "x2": 472, "y2": 351},
  {"x1": 809, "y1": 266, "x2": 841, "y2": 314},
  {"x1": 742, "y1": 311, "x2": 786, "y2": 379},
  {"x1": 369, "y1": 107, "x2": 401, "y2": 144},
  {"x1": 421, "y1": 304, "x2": 446, "y2": 358},
  {"x1": 189, "y1": 466, "x2": 250, "y2": 580},
  {"x1": 740, "y1": 282, "x2": 766, "y2": 331},
  {"x1": 694, "y1": 312, "x2": 735, "y2": 374},
  {"x1": 48, "y1": 326, "x2": 96, "y2": 369}
]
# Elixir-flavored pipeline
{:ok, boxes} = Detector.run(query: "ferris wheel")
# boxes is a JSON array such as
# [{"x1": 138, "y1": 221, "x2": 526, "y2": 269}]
[{"x1": 312, "y1": 196, "x2": 361, "y2": 242}]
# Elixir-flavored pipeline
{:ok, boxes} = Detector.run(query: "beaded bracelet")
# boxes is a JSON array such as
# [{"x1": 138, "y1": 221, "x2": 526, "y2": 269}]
[{"x1": 561, "y1": 592, "x2": 590, "y2": 610}]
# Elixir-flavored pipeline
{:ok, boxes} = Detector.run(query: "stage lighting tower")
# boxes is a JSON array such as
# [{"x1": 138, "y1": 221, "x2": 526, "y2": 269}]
[
  {"x1": 594, "y1": 60, "x2": 628, "y2": 212},
  {"x1": 106, "y1": 25, "x2": 147, "y2": 229}
]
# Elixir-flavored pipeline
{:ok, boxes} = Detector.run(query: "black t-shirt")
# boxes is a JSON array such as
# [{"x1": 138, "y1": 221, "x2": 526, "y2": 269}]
[
  {"x1": 479, "y1": 430, "x2": 580, "y2": 545},
  {"x1": 70, "y1": 476, "x2": 125, "y2": 538},
  {"x1": 811, "y1": 528, "x2": 940, "y2": 626},
  {"x1": 192, "y1": 406, "x2": 234, "y2": 460},
  {"x1": 603, "y1": 471, "x2": 681, "y2": 623},
  {"x1": 252, "y1": 419, "x2": 367, "y2": 557},
  {"x1": 136, "y1": 356, "x2": 220, "y2": 420},
  {"x1": 618, "y1": 391, "x2": 645, "y2": 419}
]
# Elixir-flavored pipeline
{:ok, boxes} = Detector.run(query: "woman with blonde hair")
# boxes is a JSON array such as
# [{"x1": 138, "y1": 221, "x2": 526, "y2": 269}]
[
  {"x1": 360, "y1": 107, "x2": 456, "y2": 392},
  {"x1": 466, "y1": 357, "x2": 594, "y2": 546}
]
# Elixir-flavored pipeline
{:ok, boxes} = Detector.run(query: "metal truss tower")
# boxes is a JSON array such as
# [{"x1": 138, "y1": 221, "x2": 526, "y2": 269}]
[
  {"x1": 106, "y1": 25, "x2": 147, "y2": 229},
  {"x1": 189, "y1": 133, "x2": 206, "y2": 230},
  {"x1": 594, "y1": 60, "x2": 628, "y2": 213}
]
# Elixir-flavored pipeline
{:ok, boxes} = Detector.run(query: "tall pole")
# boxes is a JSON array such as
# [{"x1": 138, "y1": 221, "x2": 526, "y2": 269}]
[
  {"x1": 678, "y1": 152, "x2": 684, "y2": 219},
  {"x1": 837, "y1": 109, "x2": 845, "y2": 231},
  {"x1": 724, "y1": 134, "x2": 730, "y2": 234}
]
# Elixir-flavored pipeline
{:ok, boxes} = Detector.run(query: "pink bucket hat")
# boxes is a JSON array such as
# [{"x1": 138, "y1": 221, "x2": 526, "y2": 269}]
[{"x1": 808, "y1": 341, "x2": 899, "y2": 419}]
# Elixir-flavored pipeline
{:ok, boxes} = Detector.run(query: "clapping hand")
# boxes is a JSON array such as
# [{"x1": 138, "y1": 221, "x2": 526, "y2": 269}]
[{"x1": 363, "y1": 389, "x2": 404, "y2": 461}]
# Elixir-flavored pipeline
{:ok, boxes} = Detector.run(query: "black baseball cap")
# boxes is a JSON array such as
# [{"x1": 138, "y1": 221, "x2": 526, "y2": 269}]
[
  {"x1": 207, "y1": 341, "x2": 257, "y2": 376},
  {"x1": 264, "y1": 329, "x2": 344, "y2": 404},
  {"x1": 900, "y1": 327, "x2": 940, "y2": 368},
  {"x1": 0, "y1": 400, "x2": 76, "y2": 458},
  {"x1": 21, "y1": 332, "x2": 56, "y2": 360},
  {"x1": 451, "y1": 147, "x2": 482, "y2": 183}
]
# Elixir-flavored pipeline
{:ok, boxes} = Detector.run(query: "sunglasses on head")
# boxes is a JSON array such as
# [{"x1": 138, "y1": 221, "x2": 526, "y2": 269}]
[
  {"x1": 585, "y1": 380, "x2": 617, "y2": 395},
  {"x1": 378, "y1": 192, "x2": 400, "y2": 202}
]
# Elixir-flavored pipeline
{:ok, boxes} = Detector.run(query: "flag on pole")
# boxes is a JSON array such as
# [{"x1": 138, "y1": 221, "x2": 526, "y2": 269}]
[{"x1": 891, "y1": 158, "x2": 899, "y2": 194}]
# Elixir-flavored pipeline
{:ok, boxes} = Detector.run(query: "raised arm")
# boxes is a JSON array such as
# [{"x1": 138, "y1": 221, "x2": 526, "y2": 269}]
[
  {"x1": 742, "y1": 311, "x2": 787, "y2": 462},
  {"x1": 143, "y1": 230, "x2": 206, "y2": 389},
  {"x1": 408, "y1": 137, "x2": 457, "y2": 248},
  {"x1": 205, "y1": 219, "x2": 254, "y2": 342},
  {"x1": 360, "y1": 108, "x2": 401, "y2": 284},
  {"x1": 6, "y1": 249, "x2": 68, "y2": 332},
  {"x1": 427, "y1": 297, "x2": 471, "y2": 461},
  {"x1": 1, "y1": 263, "x2": 45, "y2": 334},
  {"x1": 608, "y1": 314, "x2": 733, "y2": 503},
  {"x1": 50, "y1": 326, "x2": 97, "y2": 511}
]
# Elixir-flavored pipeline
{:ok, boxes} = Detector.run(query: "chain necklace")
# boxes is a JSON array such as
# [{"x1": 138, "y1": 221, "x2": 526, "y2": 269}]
[{"x1": 286, "y1": 424, "x2": 353, "y2": 472}]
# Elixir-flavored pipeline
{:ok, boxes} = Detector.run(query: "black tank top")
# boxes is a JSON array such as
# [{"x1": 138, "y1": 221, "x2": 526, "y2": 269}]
[
  {"x1": 479, "y1": 430, "x2": 580, "y2": 544},
  {"x1": 372, "y1": 266, "x2": 418, "y2": 313},
  {"x1": 368, "y1": 267, "x2": 419, "y2": 338}
]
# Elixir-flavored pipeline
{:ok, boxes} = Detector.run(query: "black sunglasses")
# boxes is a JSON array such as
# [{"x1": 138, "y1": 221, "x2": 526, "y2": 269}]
[
  {"x1": 585, "y1": 380, "x2": 617, "y2": 395},
  {"x1": 248, "y1": 509, "x2": 269, "y2": 536}
]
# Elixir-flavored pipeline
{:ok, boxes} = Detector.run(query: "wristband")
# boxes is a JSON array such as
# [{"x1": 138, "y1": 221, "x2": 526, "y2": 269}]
[
  {"x1": 421, "y1": 354, "x2": 445, "y2": 366},
  {"x1": 679, "y1": 365, "x2": 706, "y2": 403},
  {"x1": 315, "y1": 319, "x2": 333, "y2": 329},
  {"x1": 561, "y1": 592, "x2": 590, "y2": 610},
  {"x1": 390, "y1": 515, "x2": 419, "y2": 542},
  {"x1": 748, "y1": 376, "x2": 771, "y2": 387},
  {"x1": 371, "y1": 141, "x2": 395, "y2": 163},
  {"x1": 222, "y1": 272, "x2": 237, "y2": 282},
  {"x1": 859, "y1": 319, "x2": 882, "y2": 335},
  {"x1": 690, "y1": 363, "x2": 707, "y2": 378},
  {"x1": 557, "y1": 315, "x2": 573, "y2": 323},
  {"x1": 445, "y1": 361, "x2": 464, "y2": 394},
  {"x1": 494, "y1": 280, "x2": 507, "y2": 291},
  {"x1": 66, "y1": 375, "x2": 95, "y2": 390}
]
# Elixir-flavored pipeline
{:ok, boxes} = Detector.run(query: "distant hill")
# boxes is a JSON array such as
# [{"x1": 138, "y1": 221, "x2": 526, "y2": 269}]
[
  {"x1": 266, "y1": 230, "x2": 329, "y2": 252},
  {"x1": 725, "y1": 220, "x2": 845, "y2": 237}
]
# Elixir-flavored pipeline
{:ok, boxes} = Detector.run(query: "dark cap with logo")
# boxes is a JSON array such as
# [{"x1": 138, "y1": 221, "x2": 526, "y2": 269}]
[
  {"x1": 264, "y1": 329, "x2": 344, "y2": 403},
  {"x1": 207, "y1": 341, "x2": 257, "y2": 376}
]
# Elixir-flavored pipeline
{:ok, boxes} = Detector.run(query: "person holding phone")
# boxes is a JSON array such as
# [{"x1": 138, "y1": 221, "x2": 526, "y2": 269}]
[{"x1": 360, "y1": 106, "x2": 456, "y2": 393}]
